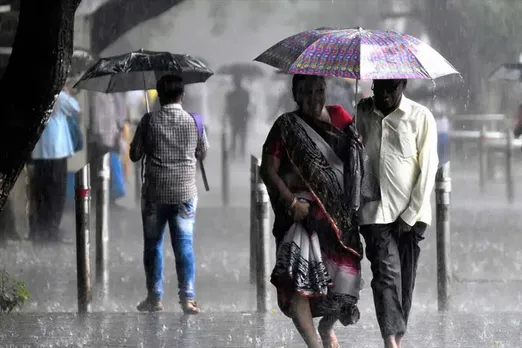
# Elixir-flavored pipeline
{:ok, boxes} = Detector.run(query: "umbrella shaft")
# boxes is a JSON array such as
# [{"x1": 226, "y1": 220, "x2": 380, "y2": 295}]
[{"x1": 144, "y1": 90, "x2": 150, "y2": 113}]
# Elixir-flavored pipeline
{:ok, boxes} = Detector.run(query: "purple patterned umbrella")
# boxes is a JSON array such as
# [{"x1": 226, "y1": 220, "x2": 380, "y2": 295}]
[{"x1": 254, "y1": 27, "x2": 459, "y2": 80}]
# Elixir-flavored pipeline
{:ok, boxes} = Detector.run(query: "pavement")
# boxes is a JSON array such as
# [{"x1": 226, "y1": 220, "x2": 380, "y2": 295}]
[
  {"x1": 0, "y1": 312, "x2": 521, "y2": 347},
  {"x1": 2, "y1": 130, "x2": 522, "y2": 346}
]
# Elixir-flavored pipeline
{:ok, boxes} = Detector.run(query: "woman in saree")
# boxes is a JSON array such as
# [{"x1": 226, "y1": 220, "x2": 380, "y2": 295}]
[{"x1": 260, "y1": 74, "x2": 373, "y2": 348}]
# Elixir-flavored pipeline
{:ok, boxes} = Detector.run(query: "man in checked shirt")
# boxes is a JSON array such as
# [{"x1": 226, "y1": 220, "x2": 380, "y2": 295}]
[{"x1": 130, "y1": 75, "x2": 209, "y2": 314}]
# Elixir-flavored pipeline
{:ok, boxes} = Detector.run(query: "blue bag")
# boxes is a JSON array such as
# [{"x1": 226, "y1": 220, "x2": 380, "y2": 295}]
[
  {"x1": 188, "y1": 112, "x2": 204, "y2": 138},
  {"x1": 110, "y1": 152, "x2": 126, "y2": 200}
]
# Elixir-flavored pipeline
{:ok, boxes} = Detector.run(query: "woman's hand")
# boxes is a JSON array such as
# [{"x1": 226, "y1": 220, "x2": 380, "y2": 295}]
[{"x1": 292, "y1": 200, "x2": 310, "y2": 221}]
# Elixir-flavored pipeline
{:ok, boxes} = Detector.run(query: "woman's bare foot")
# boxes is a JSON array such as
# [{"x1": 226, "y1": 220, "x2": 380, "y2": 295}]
[
  {"x1": 318, "y1": 316, "x2": 340, "y2": 348},
  {"x1": 319, "y1": 331, "x2": 339, "y2": 348}
]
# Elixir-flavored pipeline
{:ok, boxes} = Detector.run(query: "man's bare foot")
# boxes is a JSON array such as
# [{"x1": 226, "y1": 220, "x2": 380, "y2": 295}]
[
  {"x1": 384, "y1": 335, "x2": 398, "y2": 348},
  {"x1": 318, "y1": 330, "x2": 339, "y2": 348},
  {"x1": 318, "y1": 316, "x2": 340, "y2": 348},
  {"x1": 318, "y1": 326, "x2": 339, "y2": 348},
  {"x1": 396, "y1": 335, "x2": 403, "y2": 348}
]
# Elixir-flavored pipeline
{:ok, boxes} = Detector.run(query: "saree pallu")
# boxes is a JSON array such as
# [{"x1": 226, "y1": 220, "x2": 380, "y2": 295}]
[{"x1": 263, "y1": 109, "x2": 376, "y2": 326}]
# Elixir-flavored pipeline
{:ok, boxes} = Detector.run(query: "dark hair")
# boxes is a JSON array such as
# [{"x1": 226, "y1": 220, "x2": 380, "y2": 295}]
[
  {"x1": 291, "y1": 74, "x2": 326, "y2": 103},
  {"x1": 157, "y1": 75, "x2": 184, "y2": 105}
]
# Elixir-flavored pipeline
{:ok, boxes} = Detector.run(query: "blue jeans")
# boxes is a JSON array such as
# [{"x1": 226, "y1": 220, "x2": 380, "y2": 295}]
[{"x1": 141, "y1": 198, "x2": 197, "y2": 301}]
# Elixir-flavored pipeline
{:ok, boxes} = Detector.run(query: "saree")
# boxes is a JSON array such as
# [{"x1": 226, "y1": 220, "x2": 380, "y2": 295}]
[{"x1": 263, "y1": 105, "x2": 377, "y2": 325}]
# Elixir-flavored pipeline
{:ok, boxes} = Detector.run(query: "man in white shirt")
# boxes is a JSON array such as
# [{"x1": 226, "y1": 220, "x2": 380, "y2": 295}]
[{"x1": 356, "y1": 79, "x2": 438, "y2": 348}]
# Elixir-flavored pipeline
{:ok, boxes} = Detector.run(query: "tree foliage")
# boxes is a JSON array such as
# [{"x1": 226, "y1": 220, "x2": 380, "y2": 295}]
[
  {"x1": 458, "y1": 0, "x2": 522, "y2": 64},
  {"x1": 0, "y1": 269, "x2": 29, "y2": 313}
]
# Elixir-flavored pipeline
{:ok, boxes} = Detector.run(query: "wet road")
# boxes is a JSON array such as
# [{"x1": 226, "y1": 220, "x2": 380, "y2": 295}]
[
  {"x1": 2, "y1": 130, "x2": 522, "y2": 346},
  {"x1": 0, "y1": 312, "x2": 520, "y2": 347}
]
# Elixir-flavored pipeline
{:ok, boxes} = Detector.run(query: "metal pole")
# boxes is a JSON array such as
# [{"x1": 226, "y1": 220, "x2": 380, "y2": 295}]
[
  {"x1": 221, "y1": 127, "x2": 230, "y2": 206},
  {"x1": 95, "y1": 153, "x2": 110, "y2": 300},
  {"x1": 255, "y1": 165, "x2": 270, "y2": 313},
  {"x1": 75, "y1": 165, "x2": 92, "y2": 313},
  {"x1": 505, "y1": 128, "x2": 514, "y2": 203},
  {"x1": 436, "y1": 162, "x2": 451, "y2": 312},
  {"x1": 478, "y1": 126, "x2": 486, "y2": 193},
  {"x1": 250, "y1": 156, "x2": 260, "y2": 284}
]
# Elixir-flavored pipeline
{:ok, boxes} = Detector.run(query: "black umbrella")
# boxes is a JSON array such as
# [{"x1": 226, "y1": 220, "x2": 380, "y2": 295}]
[
  {"x1": 489, "y1": 63, "x2": 522, "y2": 81},
  {"x1": 70, "y1": 47, "x2": 96, "y2": 77},
  {"x1": 73, "y1": 49, "x2": 214, "y2": 93}
]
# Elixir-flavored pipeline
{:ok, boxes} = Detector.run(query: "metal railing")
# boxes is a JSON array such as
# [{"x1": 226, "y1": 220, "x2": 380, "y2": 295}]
[
  {"x1": 449, "y1": 127, "x2": 517, "y2": 202},
  {"x1": 449, "y1": 130, "x2": 521, "y2": 148},
  {"x1": 249, "y1": 156, "x2": 270, "y2": 313},
  {"x1": 435, "y1": 162, "x2": 451, "y2": 311},
  {"x1": 75, "y1": 153, "x2": 111, "y2": 313},
  {"x1": 75, "y1": 164, "x2": 92, "y2": 314}
]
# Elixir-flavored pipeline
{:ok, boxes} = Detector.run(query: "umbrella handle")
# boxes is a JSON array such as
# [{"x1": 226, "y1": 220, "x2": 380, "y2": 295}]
[{"x1": 199, "y1": 159, "x2": 210, "y2": 191}]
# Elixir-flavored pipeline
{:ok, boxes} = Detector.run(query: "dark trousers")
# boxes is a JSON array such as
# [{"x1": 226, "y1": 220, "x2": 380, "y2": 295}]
[
  {"x1": 230, "y1": 124, "x2": 247, "y2": 160},
  {"x1": 361, "y1": 220, "x2": 427, "y2": 338},
  {"x1": 29, "y1": 158, "x2": 68, "y2": 241}
]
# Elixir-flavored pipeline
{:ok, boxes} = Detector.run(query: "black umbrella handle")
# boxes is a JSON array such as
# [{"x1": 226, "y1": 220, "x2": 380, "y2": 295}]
[{"x1": 199, "y1": 159, "x2": 210, "y2": 191}]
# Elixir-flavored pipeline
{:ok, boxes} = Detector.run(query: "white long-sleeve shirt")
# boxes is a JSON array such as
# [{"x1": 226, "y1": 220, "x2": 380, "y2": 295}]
[{"x1": 356, "y1": 96, "x2": 439, "y2": 227}]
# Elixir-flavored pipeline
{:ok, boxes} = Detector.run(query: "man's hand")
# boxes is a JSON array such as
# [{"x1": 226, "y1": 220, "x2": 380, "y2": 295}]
[{"x1": 398, "y1": 218, "x2": 412, "y2": 235}]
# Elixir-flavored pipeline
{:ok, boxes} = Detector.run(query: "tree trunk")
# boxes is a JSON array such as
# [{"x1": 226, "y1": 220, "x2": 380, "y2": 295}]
[{"x1": 0, "y1": 0, "x2": 82, "y2": 211}]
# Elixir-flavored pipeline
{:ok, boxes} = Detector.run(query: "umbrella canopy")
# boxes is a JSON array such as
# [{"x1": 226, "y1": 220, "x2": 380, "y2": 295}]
[
  {"x1": 217, "y1": 62, "x2": 265, "y2": 78},
  {"x1": 70, "y1": 47, "x2": 96, "y2": 77},
  {"x1": 489, "y1": 63, "x2": 522, "y2": 81},
  {"x1": 74, "y1": 49, "x2": 213, "y2": 93},
  {"x1": 255, "y1": 27, "x2": 459, "y2": 80}
]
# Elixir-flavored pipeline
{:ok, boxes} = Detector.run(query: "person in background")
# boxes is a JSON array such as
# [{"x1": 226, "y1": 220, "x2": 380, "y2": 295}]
[
  {"x1": 513, "y1": 104, "x2": 522, "y2": 138},
  {"x1": 225, "y1": 74, "x2": 251, "y2": 161},
  {"x1": 130, "y1": 75, "x2": 209, "y2": 314},
  {"x1": 356, "y1": 79, "x2": 438, "y2": 348},
  {"x1": 109, "y1": 92, "x2": 130, "y2": 204},
  {"x1": 88, "y1": 92, "x2": 119, "y2": 164},
  {"x1": 29, "y1": 85, "x2": 80, "y2": 242},
  {"x1": 89, "y1": 92, "x2": 128, "y2": 210}
]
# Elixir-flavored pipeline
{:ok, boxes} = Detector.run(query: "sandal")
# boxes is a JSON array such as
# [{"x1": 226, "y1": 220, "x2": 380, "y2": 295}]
[{"x1": 180, "y1": 300, "x2": 201, "y2": 314}]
